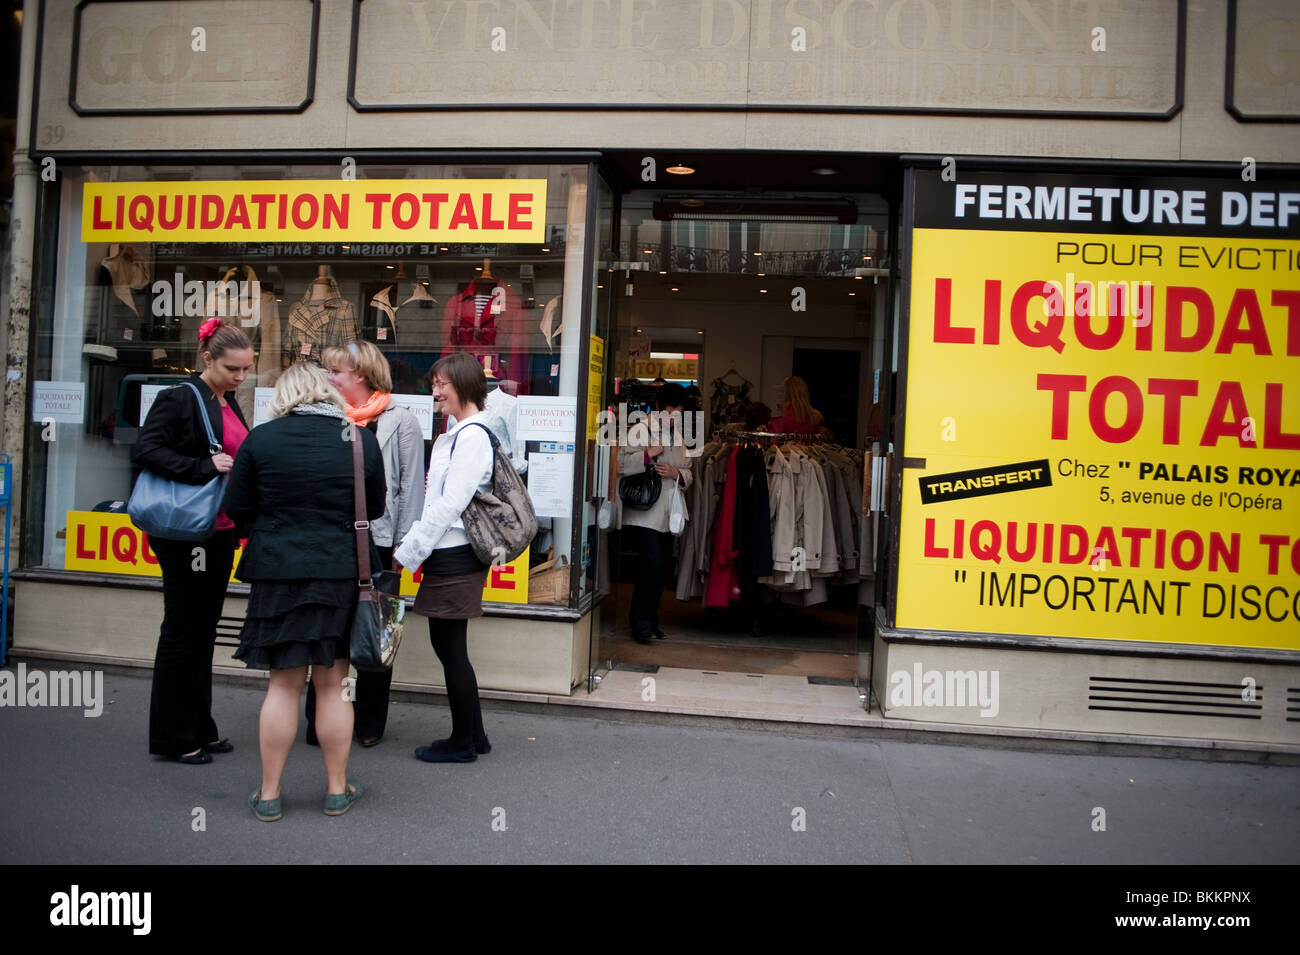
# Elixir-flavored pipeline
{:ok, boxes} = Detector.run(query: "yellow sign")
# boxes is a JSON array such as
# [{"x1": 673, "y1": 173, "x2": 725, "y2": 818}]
[
  {"x1": 64, "y1": 511, "x2": 529, "y2": 603},
  {"x1": 404, "y1": 548, "x2": 530, "y2": 604},
  {"x1": 633, "y1": 358, "x2": 698, "y2": 380},
  {"x1": 897, "y1": 229, "x2": 1300, "y2": 651},
  {"x1": 81, "y1": 180, "x2": 548, "y2": 243},
  {"x1": 588, "y1": 335, "x2": 605, "y2": 440}
]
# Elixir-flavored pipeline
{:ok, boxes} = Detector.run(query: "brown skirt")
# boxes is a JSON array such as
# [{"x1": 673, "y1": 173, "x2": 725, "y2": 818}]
[{"x1": 413, "y1": 568, "x2": 489, "y2": 619}]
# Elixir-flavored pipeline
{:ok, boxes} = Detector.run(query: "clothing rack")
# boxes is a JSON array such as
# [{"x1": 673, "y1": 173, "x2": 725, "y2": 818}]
[{"x1": 713, "y1": 427, "x2": 833, "y2": 445}]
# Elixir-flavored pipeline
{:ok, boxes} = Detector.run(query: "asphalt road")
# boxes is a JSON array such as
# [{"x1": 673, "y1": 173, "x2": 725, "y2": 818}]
[{"x1": 1, "y1": 665, "x2": 1297, "y2": 865}]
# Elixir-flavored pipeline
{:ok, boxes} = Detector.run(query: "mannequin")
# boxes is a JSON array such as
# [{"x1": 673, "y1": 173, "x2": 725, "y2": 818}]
[
  {"x1": 441, "y1": 258, "x2": 527, "y2": 390},
  {"x1": 206, "y1": 265, "x2": 283, "y2": 419},
  {"x1": 287, "y1": 265, "x2": 357, "y2": 363},
  {"x1": 366, "y1": 268, "x2": 437, "y2": 346}
]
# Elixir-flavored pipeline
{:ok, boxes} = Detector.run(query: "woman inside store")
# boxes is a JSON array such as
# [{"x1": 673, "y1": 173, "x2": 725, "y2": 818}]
[
  {"x1": 767, "y1": 375, "x2": 828, "y2": 438},
  {"x1": 224, "y1": 362, "x2": 386, "y2": 821},
  {"x1": 618, "y1": 382, "x2": 694, "y2": 644},
  {"x1": 302, "y1": 341, "x2": 426, "y2": 749},
  {"x1": 134, "y1": 320, "x2": 254, "y2": 765},
  {"x1": 394, "y1": 352, "x2": 495, "y2": 764}
]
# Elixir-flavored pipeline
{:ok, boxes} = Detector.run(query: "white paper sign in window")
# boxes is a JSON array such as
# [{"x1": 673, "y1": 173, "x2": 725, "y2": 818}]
[
  {"x1": 32, "y1": 382, "x2": 86, "y2": 424},
  {"x1": 516, "y1": 396, "x2": 577, "y2": 441},
  {"x1": 389, "y1": 394, "x2": 436, "y2": 440}
]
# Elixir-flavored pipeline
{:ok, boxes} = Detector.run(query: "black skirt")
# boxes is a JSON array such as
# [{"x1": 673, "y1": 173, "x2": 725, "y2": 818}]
[{"x1": 234, "y1": 578, "x2": 356, "y2": 670}]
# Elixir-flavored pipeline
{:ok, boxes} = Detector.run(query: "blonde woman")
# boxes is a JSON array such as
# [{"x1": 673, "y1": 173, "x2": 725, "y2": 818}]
[
  {"x1": 767, "y1": 375, "x2": 826, "y2": 436},
  {"x1": 302, "y1": 341, "x2": 425, "y2": 748},
  {"x1": 223, "y1": 362, "x2": 387, "y2": 821}
]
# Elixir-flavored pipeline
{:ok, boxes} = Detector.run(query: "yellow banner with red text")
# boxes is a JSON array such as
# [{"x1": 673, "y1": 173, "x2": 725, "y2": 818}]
[{"x1": 63, "y1": 510, "x2": 528, "y2": 603}]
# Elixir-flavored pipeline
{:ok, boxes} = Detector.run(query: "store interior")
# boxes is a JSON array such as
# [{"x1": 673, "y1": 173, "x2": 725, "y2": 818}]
[{"x1": 597, "y1": 181, "x2": 895, "y2": 682}]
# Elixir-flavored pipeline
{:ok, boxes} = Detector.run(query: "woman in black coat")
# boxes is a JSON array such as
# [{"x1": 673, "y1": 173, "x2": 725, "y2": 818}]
[
  {"x1": 223, "y1": 362, "x2": 386, "y2": 821},
  {"x1": 133, "y1": 321, "x2": 253, "y2": 764}
]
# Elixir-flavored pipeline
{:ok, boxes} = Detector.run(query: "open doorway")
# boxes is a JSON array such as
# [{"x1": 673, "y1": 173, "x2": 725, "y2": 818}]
[{"x1": 597, "y1": 188, "x2": 892, "y2": 684}]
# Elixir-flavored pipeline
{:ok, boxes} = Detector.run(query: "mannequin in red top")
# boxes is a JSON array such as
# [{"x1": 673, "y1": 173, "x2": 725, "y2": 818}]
[{"x1": 441, "y1": 266, "x2": 528, "y2": 393}]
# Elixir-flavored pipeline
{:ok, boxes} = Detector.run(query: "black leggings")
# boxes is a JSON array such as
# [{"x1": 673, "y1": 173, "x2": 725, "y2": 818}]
[{"x1": 429, "y1": 617, "x2": 486, "y2": 748}]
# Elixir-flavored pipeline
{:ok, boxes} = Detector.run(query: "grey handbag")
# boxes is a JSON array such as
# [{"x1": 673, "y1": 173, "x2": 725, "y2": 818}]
[
  {"x1": 448, "y1": 422, "x2": 538, "y2": 565},
  {"x1": 127, "y1": 382, "x2": 225, "y2": 542}
]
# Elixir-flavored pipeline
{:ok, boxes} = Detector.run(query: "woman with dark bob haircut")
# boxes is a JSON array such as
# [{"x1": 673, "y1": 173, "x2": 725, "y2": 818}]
[{"x1": 394, "y1": 352, "x2": 496, "y2": 763}]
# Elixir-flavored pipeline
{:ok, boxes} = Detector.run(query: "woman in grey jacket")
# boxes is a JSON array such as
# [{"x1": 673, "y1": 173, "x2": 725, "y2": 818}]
[
  {"x1": 303, "y1": 341, "x2": 426, "y2": 747},
  {"x1": 618, "y1": 383, "x2": 694, "y2": 644}
]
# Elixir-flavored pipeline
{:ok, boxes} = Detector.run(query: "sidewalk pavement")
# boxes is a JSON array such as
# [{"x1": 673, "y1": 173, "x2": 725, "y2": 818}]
[{"x1": 1, "y1": 663, "x2": 1297, "y2": 865}]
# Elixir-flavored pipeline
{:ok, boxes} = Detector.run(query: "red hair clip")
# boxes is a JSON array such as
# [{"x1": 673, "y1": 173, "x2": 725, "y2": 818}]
[{"x1": 198, "y1": 317, "x2": 221, "y2": 343}]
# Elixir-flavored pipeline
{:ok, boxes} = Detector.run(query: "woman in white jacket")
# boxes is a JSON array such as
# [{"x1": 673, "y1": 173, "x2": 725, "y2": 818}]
[
  {"x1": 395, "y1": 352, "x2": 495, "y2": 763},
  {"x1": 619, "y1": 383, "x2": 694, "y2": 644}
]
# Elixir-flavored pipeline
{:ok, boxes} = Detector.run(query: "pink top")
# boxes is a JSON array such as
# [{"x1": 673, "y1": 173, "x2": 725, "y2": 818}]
[{"x1": 214, "y1": 404, "x2": 249, "y2": 531}]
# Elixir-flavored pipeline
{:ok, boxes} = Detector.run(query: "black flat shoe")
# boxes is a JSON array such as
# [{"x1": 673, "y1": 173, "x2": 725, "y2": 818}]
[
  {"x1": 358, "y1": 736, "x2": 381, "y2": 748},
  {"x1": 414, "y1": 742, "x2": 477, "y2": 763},
  {"x1": 631, "y1": 631, "x2": 655, "y2": 645},
  {"x1": 202, "y1": 738, "x2": 234, "y2": 754},
  {"x1": 652, "y1": 628, "x2": 666, "y2": 640},
  {"x1": 174, "y1": 751, "x2": 213, "y2": 765}
]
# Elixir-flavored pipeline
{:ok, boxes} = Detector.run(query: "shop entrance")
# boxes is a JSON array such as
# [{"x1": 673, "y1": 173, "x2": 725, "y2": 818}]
[{"x1": 595, "y1": 187, "x2": 893, "y2": 692}]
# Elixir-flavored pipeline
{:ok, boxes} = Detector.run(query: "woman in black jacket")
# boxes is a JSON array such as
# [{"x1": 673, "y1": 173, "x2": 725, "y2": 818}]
[
  {"x1": 133, "y1": 320, "x2": 254, "y2": 764},
  {"x1": 224, "y1": 362, "x2": 386, "y2": 821}
]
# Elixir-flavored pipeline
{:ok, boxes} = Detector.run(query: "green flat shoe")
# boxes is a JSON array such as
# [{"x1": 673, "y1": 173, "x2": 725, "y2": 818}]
[
  {"x1": 323, "y1": 780, "x2": 363, "y2": 816},
  {"x1": 248, "y1": 788, "x2": 282, "y2": 823}
]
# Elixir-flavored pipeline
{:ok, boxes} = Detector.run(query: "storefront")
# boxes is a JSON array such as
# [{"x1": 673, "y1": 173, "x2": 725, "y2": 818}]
[{"x1": 4, "y1": 0, "x2": 1297, "y2": 745}]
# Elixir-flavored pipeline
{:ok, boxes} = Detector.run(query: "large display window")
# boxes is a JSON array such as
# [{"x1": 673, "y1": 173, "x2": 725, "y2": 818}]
[{"x1": 24, "y1": 161, "x2": 598, "y2": 612}]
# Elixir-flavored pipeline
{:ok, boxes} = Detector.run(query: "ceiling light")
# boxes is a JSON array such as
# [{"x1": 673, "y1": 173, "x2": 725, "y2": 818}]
[
  {"x1": 644, "y1": 248, "x2": 653, "y2": 254},
  {"x1": 848, "y1": 292, "x2": 856, "y2": 296},
  {"x1": 696, "y1": 330, "x2": 703, "y2": 335},
  {"x1": 386, "y1": 264, "x2": 394, "y2": 269},
  {"x1": 670, "y1": 287, "x2": 679, "y2": 292},
  {"x1": 541, "y1": 246, "x2": 550, "y2": 252},
  {"x1": 666, "y1": 163, "x2": 695, "y2": 175},
  {"x1": 659, "y1": 270, "x2": 667, "y2": 275},
  {"x1": 760, "y1": 289, "x2": 767, "y2": 293},
  {"x1": 757, "y1": 272, "x2": 766, "y2": 277},
  {"x1": 753, "y1": 251, "x2": 762, "y2": 256},
  {"x1": 635, "y1": 328, "x2": 642, "y2": 334},
  {"x1": 812, "y1": 166, "x2": 839, "y2": 176}
]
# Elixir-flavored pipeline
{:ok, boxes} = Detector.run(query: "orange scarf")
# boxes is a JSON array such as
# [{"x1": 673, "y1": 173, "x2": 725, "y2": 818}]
[{"x1": 346, "y1": 390, "x2": 392, "y2": 426}]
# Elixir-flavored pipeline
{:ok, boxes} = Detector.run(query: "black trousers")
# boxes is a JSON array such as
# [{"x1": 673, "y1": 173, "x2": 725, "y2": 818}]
[
  {"x1": 624, "y1": 524, "x2": 671, "y2": 636},
  {"x1": 306, "y1": 546, "x2": 394, "y2": 741},
  {"x1": 148, "y1": 529, "x2": 237, "y2": 757}
]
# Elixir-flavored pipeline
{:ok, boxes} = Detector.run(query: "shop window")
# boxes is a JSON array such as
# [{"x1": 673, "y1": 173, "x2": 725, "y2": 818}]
[{"x1": 25, "y1": 162, "x2": 595, "y2": 612}]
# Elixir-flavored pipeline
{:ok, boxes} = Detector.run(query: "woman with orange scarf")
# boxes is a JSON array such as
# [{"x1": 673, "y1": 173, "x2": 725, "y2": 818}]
[{"x1": 304, "y1": 341, "x2": 426, "y2": 747}]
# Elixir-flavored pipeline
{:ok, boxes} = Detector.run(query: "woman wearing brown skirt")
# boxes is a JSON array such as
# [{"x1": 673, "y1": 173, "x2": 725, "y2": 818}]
[{"x1": 394, "y1": 352, "x2": 495, "y2": 763}]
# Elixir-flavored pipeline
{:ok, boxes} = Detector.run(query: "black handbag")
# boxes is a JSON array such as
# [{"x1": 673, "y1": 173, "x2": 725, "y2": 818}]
[
  {"x1": 347, "y1": 425, "x2": 406, "y2": 672},
  {"x1": 619, "y1": 466, "x2": 662, "y2": 509}
]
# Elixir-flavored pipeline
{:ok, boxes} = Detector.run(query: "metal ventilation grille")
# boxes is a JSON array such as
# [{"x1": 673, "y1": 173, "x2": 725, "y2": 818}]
[
  {"x1": 1288, "y1": 687, "x2": 1300, "y2": 723},
  {"x1": 1088, "y1": 676, "x2": 1263, "y2": 720}
]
